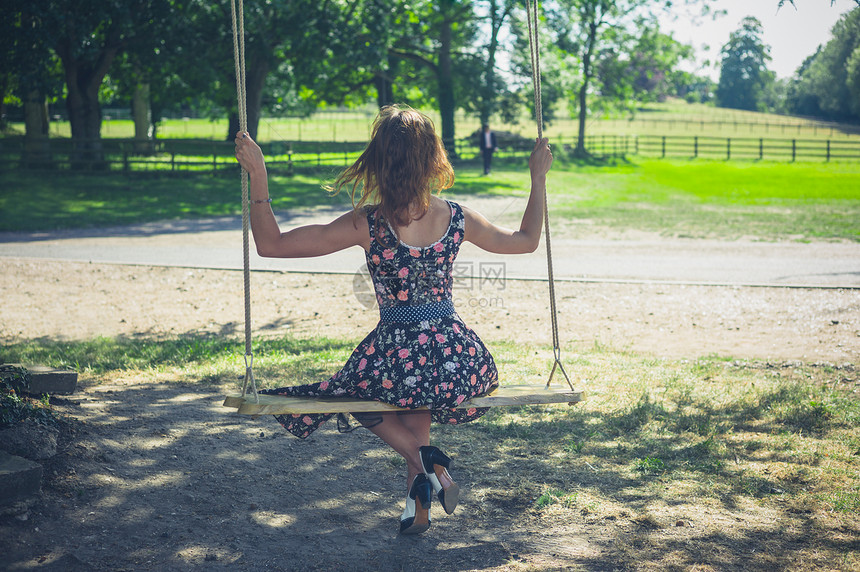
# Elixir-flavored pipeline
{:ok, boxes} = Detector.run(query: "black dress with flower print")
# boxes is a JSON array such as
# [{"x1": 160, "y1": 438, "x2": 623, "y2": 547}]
[{"x1": 261, "y1": 200, "x2": 499, "y2": 439}]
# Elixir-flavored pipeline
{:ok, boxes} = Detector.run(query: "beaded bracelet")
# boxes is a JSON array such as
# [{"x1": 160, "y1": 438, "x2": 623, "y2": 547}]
[{"x1": 250, "y1": 198, "x2": 272, "y2": 204}]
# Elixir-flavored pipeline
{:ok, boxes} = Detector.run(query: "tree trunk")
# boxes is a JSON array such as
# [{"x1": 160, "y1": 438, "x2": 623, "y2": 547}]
[
  {"x1": 375, "y1": 73, "x2": 394, "y2": 108},
  {"x1": 438, "y1": 9, "x2": 457, "y2": 157},
  {"x1": 55, "y1": 28, "x2": 121, "y2": 169},
  {"x1": 23, "y1": 90, "x2": 50, "y2": 167},
  {"x1": 132, "y1": 80, "x2": 153, "y2": 154},
  {"x1": 575, "y1": 21, "x2": 598, "y2": 158},
  {"x1": 227, "y1": 59, "x2": 268, "y2": 140},
  {"x1": 375, "y1": 57, "x2": 399, "y2": 108},
  {"x1": 480, "y1": 1, "x2": 508, "y2": 126},
  {"x1": 0, "y1": 74, "x2": 9, "y2": 131}
]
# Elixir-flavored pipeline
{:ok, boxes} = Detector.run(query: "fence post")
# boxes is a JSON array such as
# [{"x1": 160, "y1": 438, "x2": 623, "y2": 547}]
[
  {"x1": 759, "y1": 138, "x2": 763, "y2": 160},
  {"x1": 792, "y1": 139, "x2": 796, "y2": 162},
  {"x1": 635, "y1": 135, "x2": 639, "y2": 155},
  {"x1": 661, "y1": 136, "x2": 666, "y2": 158},
  {"x1": 694, "y1": 136, "x2": 698, "y2": 158},
  {"x1": 727, "y1": 138, "x2": 731, "y2": 160},
  {"x1": 826, "y1": 140, "x2": 831, "y2": 162}
]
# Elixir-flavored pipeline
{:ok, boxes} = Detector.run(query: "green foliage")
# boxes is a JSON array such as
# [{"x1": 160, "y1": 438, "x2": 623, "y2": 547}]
[
  {"x1": 535, "y1": 488, "x2": 578, "y2": 508},
  {"x1": 0, "y1": 365, "x2": 60, "y2": 429},
  {"x1": 716, "y1": 17, "x2": 775, "y2": 112},
  {"x1": 787, "y1": 8, "x2": 860, "y2": 122},
  {"x1": 634, "y1": 456, "x2": 666, "y2": 475}
]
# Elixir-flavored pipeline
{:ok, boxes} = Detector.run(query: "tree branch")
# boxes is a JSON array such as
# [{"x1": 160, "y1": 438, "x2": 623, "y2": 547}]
[{"x1": 389, "y1": 48, "x2": 438, "y2": 72}]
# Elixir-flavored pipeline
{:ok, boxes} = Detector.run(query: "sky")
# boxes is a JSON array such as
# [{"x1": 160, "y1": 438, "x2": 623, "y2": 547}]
[{"x1": 659, "y1": 0, "x2": 858, "y2": 80}]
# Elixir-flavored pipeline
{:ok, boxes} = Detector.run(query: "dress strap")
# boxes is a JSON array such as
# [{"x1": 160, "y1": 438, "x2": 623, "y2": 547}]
[{"x1": 365, "y1": 206, "x2": 377, "y2": 242}]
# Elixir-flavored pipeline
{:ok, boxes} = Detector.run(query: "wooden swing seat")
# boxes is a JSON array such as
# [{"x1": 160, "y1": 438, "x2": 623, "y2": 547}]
[{"x1": 223, "y1": 384, "x2": 582, "y2": 416}]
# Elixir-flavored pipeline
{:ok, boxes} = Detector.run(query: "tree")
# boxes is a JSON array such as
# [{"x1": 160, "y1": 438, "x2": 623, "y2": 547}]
[
  {"x1": 8, "y1": 0, "x2": 174, "y2": 167},
  {"x1": 546, "y1": 0, "x2": 711, "y2": 157},
  {"x1": 305, "y1": 0, "x2": 440, "y2": 110},
  {"x1": 390, "y1": 0, "x2": 479, "y2": 153},
  {"x1": 786, "y1": 8, "x2": 860, "y2": 121},
  {"x1": 211, "y1": 0, "x2": 333, "y2": 140},
  {"x1": 475, "y1": 0, "x2": 518, "y2": 126},
  {"x1": 597, "y1": 26, "x2": 695, "y2": 107},
  {"x1": 108, "y1": 0, "x2": 182, "y2": 150},
  {"x1": 51, "y1": 2, "x2": 131, "y2": 166},
  {"x1": 3, "y1": 1, "x2": 65, "y2": 163},
  {"x1": 716, "y1": 16, "x2": 774, "y2": 111}
]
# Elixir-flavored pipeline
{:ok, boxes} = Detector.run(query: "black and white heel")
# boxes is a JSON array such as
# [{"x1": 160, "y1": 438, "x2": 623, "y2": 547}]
[
  {"x1": 399, "y1": 473, "x2": 432, "y2": 535},
  {"x1": 419, "y1": 445, "x2": 460, "y2": 515}
]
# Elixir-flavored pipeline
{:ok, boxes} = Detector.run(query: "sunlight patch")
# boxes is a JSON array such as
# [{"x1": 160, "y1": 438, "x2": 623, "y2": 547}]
[{"x1": 250, "y1": 510, "x2": 296, "y2": 528}]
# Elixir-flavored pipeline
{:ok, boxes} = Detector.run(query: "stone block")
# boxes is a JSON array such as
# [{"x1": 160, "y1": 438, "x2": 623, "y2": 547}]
[
  {"x1": 0, "y1": 421, "x2": 59, "y2": 460},
  {"x1": 27, "y1": 365, "x2": 78, "y2": 395},
  {"x1": 0, "y1": 451, "x2": 42, "y2": 506},
  {"x1": 4, "y1": 364, "x2": 78, "y2": 395}
]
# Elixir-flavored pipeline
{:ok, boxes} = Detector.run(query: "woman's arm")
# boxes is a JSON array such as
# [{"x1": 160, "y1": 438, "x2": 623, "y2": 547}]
[
  {"x1": 234, "y1": 132, "x2": 369, "y2": 258},
  {"x1": 463, "y1": 137, "x2": 552, "y2": 255}
]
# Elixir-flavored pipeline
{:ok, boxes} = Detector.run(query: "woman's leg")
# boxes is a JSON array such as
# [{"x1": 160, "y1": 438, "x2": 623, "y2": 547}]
[
  {"x1": 396, "y1": 411, "x2": 454, "y2": 491},
  {"x1": 361, "y1": 412, "x2": 425, "y2": 493},
  {"x1": 397, "y1": 410, "x2": 431, "y2": 447}
]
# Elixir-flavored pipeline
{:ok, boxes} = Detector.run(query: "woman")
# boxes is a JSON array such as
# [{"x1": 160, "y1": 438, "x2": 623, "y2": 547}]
[{"x1": 234, "y1": 105, "x2": 552, "y2": 533}]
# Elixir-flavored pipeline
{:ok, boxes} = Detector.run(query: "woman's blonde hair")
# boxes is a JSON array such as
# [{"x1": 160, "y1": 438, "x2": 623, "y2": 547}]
[{"x1": 330, "y1": 105, "x2": 454, "y2": 228}]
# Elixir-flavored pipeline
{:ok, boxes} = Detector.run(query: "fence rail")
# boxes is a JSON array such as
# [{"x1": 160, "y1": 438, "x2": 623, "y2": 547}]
[
  {"x1": 634, "y1": 135, "x2": 860, "y2": 161},
  {"x1": 1, "y1": 134, "x2": 859, "y2": 173}
]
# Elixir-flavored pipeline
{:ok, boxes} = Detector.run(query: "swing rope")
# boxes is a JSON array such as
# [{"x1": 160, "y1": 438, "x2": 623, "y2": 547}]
[
  {"x1": 230, "y1": 0, "x2": 258, "y2": 402},
  {"x1": 526, "y1": 0, "x2": 573, "y2": 391}
]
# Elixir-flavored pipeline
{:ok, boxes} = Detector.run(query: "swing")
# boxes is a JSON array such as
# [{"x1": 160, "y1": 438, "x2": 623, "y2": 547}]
[{"x1": 222, "y1": 0, "x2": 582, "y2": 416}]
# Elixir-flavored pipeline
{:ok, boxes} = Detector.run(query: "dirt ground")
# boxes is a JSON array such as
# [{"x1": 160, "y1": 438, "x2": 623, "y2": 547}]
[{"x1": 1, "y1": 258, "x2": 859, "y2": 571}]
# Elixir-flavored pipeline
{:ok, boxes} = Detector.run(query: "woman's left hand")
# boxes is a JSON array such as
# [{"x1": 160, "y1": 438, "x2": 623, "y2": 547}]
[{"x1": 234, "y1": 131, "x2": 266, "y2": 176}]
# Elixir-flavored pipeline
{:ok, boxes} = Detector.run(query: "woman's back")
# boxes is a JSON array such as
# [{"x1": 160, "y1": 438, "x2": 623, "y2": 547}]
[
  {"x1": 390, "y1": 196, "x2": 452, "y2": 249},
  {"x1": 366, "y1": 199, "x2": 463, "y2": 310}
]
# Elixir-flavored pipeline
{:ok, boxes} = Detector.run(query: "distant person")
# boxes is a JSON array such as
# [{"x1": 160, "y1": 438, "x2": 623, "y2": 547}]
[{"x1": 478, "y1": 124, "x2": 497, "y2": 175}]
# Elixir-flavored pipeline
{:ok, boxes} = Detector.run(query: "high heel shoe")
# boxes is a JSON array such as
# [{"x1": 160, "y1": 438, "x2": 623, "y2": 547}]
[
  {"x1": 419, "y1": 445, "x2": 460, "y2": 515},
  {"x1": 399, "y1": 473, "x2": 432, "y2": 535}
]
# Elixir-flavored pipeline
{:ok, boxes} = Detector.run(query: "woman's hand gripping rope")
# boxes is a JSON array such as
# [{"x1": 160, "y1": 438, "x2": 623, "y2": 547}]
[
  {"x1": 234, "y1": 131, "x2": 267, "y2": 179},
  {"x1": 529, "y1": 137, "x2": 553, "y2": 180}
]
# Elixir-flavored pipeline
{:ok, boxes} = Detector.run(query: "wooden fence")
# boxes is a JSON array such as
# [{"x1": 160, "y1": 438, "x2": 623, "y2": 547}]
[
  {"x1": 1, "y1": 134, "x2": 859, "y2": 173},
  {"x1": 633, "y1": 135, "x2": 860, "y2": 161}
]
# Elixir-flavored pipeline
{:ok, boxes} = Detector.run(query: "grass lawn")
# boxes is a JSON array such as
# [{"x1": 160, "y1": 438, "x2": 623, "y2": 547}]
[{"x1": 3, "y1": 158, "x2": 858, "y2": 241}]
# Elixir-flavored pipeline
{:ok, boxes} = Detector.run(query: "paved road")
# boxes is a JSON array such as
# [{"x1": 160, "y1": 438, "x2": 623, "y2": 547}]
[{"x1": 2, "y1": 211, "x2": 858, "y2": 288}]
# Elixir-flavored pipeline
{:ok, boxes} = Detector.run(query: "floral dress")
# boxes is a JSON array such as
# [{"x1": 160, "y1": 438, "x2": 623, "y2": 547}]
[{"x1": 262, "y1": 200, "x2": 499, "y2": 439}]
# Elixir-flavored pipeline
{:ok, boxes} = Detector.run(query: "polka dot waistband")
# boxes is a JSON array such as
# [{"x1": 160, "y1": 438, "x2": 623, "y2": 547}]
[{"x1": 379, "y1": 299, "x2": 455, "y2": 323}]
